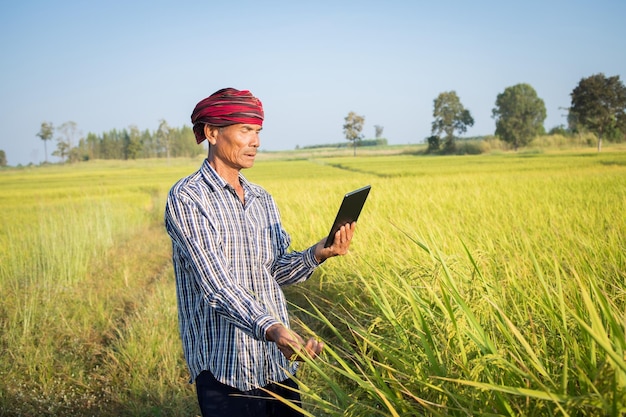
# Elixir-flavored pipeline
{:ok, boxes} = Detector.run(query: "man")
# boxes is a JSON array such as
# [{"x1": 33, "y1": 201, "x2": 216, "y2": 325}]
[{"x1": 164, "y1": 88, "x2": 356, "y2": 416}]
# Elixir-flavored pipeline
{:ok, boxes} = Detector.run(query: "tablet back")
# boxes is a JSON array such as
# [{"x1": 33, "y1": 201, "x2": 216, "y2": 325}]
[{"x1": 324, "y1": 185, "x2": 371, "y2": 247}]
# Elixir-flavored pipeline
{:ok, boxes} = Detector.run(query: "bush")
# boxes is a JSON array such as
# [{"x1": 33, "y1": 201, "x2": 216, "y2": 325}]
[
  {"x1": 530, "y1": 133, "x2": 598, "y2": 149},
  {"x1": 455, "y1": 140, "x2": 490, "y2": 155},
  {"x1": 426, "y1": 135, "x2": 441, "y2": 153}
]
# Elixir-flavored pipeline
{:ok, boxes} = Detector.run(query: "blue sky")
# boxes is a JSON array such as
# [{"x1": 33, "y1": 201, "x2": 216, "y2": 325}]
[{"x1": 1, "y1": 0, "x2": 625, "y2": 165}]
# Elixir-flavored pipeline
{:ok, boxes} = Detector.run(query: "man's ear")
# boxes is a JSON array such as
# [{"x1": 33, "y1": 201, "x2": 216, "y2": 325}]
[{"x1": 204, "y1": 125, "x2": 218, "y2": 145}]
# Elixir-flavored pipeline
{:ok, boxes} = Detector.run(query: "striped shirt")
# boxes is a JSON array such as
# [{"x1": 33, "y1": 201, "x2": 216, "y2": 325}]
[{"x1": 164, "y1": 159, "x2": 319, "y2": 391}]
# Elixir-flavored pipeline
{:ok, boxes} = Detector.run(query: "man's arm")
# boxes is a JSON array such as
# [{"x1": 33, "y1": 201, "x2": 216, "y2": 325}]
[{"x1": 266, "y1": 223, "x2": 356, "y2": 360}]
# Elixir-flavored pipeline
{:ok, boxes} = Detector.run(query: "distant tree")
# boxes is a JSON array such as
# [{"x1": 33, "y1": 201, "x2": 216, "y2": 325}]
[
  {"x1": 0, "y1": 150, "x2": 7, "y2": 167},
  {"x1": 374, "y1": 125, "x2": 384, "y2": 139},
  {"x1": 431, "y1": 91, "x2": 474, "y2": 153},
  {"x1": 36, "y1": 121, "x2": 54, "y2": 163},
  {"x1": 57, "y1": 121, "x2": 81, "y2": 162},
  {"x1": 343, "y1": 112, "x2": 365, "y2": 156},
  {"x1": 58, "y1": 121, "x2": 79, "y2": 147},
  {"x1": 156, "y1": 119, "x2": 172, "y2": 159},
  {"x1": 124, "y1": 126, "x2": 142, "y2": 160},
  {"x1": 75, "y1": 133, "x2": 96, "y2": 161},
  {"x1": 492, "y1": 83, "x2": 546, "y2": 150},
  {"x1": 170, "y1": 125, "x2": 201, "y2": 158},
  {"x1": 140, "y1": 128, "x2": 154, "y2": 158},
  {"x1": 52, "y1": 138, "x2": 71, "y2": 161},
  {"x1": 548, "y1": 125, "x2": 569, "y2": 136},
  {"x1": 569, "y1": 73, "x2": 626, "y2": 152},
  {"x1": 426, "y1": 135, "x2": 441, "y2": 153},
  {"x1": 84, "y1": 132, "x2": 100, "y2": 159}
]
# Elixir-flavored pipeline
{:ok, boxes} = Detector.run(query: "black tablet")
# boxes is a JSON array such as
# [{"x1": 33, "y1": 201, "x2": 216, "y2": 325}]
[{"x1": 324, "y1": 185, "x2": 371, "y2": 247}]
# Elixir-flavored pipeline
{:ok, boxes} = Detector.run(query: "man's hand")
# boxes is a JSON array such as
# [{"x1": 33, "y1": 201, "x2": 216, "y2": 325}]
[
  {"x1": 314, "y1": 222, "x2": 356, "y2": 263},
  {"x1": 266, "y1": 323, "x2": 324, "y2": 362}
]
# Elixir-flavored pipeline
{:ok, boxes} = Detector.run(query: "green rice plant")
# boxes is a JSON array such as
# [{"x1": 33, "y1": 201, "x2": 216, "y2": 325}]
[
  {"x1": 280, "y1": 150, "x2": 626, "y2": 416},
  {"x1": 1, "y1": 151, "x2": 624, "y2": 415},
  {"x1": 289, "y1": 233, "x2": 626, "y2": 415},
  {"x1": 0, "y1": 160, "x2": 196, "y2": 415}
]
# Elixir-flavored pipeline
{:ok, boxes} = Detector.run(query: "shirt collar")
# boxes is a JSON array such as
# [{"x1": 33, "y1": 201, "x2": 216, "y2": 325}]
[{"x1": 199, "y1": 159, "x2": 262, "y2": 200}]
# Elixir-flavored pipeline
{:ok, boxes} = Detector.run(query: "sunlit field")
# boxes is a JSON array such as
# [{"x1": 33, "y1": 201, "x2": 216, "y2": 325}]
[{"x1": 1, "y1": 148, "x2": 625, "y2": 416}]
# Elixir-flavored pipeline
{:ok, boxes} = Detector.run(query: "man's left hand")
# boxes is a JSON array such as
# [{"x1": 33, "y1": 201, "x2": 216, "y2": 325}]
[{"x1": 313, "y1": 222, "x2": 356, "y2": 263}]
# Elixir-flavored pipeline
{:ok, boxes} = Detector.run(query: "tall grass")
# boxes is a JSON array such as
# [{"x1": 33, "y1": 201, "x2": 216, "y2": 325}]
[
  {"x1": 0, "y1": 160, "x2": 199, "y2": 415},
  {"x1": 275, "y1": 151, "x2": 626, "y2": 416},
  {"x1": 1, "y1": 150, "x2": 624, "y2": 415},
  {"x1": 288, "y1": 235, "x2": 626, "y2": 415}
]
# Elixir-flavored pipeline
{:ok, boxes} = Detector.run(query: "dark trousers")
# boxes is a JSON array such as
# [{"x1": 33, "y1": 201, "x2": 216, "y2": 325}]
[{"x1": 195, "y1": 370, "x2": 304, "y2": 417}]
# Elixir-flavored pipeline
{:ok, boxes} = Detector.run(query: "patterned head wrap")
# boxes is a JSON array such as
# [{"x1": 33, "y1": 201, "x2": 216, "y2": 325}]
[{"x1": 191, "y1": 88, "x2": 264, "y2": 144}]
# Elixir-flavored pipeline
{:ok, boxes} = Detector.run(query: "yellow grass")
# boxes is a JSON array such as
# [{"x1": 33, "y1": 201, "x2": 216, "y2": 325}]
[{"x1": 1, "y1": 148, "x2": 625, "y2": 415}]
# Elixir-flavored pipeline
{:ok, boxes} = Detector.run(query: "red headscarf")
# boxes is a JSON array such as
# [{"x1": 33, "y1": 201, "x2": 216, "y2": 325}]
[{"x1": 191, "y1": 88, "x2": 264, "y2": 144}]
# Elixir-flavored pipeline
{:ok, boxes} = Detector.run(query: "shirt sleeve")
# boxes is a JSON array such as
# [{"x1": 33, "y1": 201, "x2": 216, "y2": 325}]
[
  {"x1": 165, "y1": 189, "x2": 280, "y2": 341},
  {"x1": 264, "y1": 194, "x2": 320, "y2": 286}
]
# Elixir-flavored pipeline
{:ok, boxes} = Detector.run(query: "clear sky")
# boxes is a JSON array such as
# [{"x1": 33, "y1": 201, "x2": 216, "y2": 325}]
[{"x1": 1, "y1": 0, "x2": 625, "y2": 166}]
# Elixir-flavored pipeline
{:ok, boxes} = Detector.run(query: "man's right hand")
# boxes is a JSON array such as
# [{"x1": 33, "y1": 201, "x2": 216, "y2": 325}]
[{"x1": 265, "y1": 323, "x2": 324, "y2": 362}]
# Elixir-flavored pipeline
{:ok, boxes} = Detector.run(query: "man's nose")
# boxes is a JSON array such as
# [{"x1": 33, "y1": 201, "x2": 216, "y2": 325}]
[{"x1": 250, "y1": 132, "x2": 260, "y2": 148}]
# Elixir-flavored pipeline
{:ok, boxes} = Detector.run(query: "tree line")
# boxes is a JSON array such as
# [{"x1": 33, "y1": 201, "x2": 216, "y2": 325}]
[
  {"x1": 33, "y1": 119, "x2": 202, "y2": 164},
  {"x1": 342, "y1": 72, "x2": 626, "y2": 155},
  {"x1": 2, "y1": 72, "x2": 622, "y2": 167}
]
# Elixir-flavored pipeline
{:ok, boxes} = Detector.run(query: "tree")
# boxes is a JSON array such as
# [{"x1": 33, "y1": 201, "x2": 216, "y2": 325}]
[
  {"x1": 343, "y1": 112, "x2": 365, "y2": 156},
  {"x1": 169, "y1": 125, "x2": 201, "y2": 158},
  {"x1": 426, "y1": 135, "x2": 441, "y2": 153},
  {"x1": 374, "y1": 125, "x2": 384, "y2": 139},
  {"x1": 56, "y1": 121, "x2": 81, "y2": 162},
  {"x1": 58, "y1": 121, "x2": 79, "y2": 147},
  {"x1": 0, "y1": 150, "x2": 7, "y2": 167},
  {"x1": 123, "y1": 126, "x2": 142, "y2": 160},
  {"x1": 492, "y1": 83, "x2": 546, "y2": 150},
  {"x1": 156, "y1": 119, "x2": 172, "y2": 159},
  {"x1": 569, "y1": 73, "x2": 626, "y2": 152},
  {"x1": 431, "y1": 91, "x2": 474, "y2": 153},
  {"x1": 52, "y1": 138, "x2": 71, "y2": 161},
  {"x1": 36, "y1": 122, "x2": 54, "y2": 163}
]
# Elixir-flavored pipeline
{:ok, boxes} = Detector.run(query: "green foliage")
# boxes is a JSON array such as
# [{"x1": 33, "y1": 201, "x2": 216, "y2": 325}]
[
  {"x1": 548, "y1": 125, "x2": 570, "y2": 136},
  {"x1": 36, "y1": 120, "x2": 202, "y2": 163},
  {"x1": 0, "y1": 150, "x2": 6, "y2": 167},
  {"x1": 492, "y1": 83, "x2": 547, "y2": 150},
  {"x1": 569, "y1": 73, "x2": 626, "y2": 151},
  {"x1": 426, "y1": 136, "x2": 504, "y2": 155},
  {"x1": 431, "y1": 91, "x2": 474, "y2": 153},
  {"x1": 51, "y1": 137, "x2": 71, "y2": 161},
  {"x1": 343, "y1": 111, "x2": 365, "y2": 156},
  {"x1": 453, "y1": 139, "x2": 490, "y2": 155},
  {"x1": 426, "y1": 135, "x2": 441, "y2": 153},
  {"x1": 75, "y1": 123, "x2": 201, "y2": 160},
  {"x1": 124, "y1": 127, "x2": 142, "y2": 160},
  {"x1": 36, "y1": 121, "x2": 54, "y2": 163}
]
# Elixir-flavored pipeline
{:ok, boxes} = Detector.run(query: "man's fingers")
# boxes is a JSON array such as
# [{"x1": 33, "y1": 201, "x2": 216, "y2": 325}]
[
  {"x1": 347, "y1": 222, "x2": 356, "y2": 239},
  {"x1": 305, "y1": 337, "x2": 324, "y2": 358},
  {"x1": 288, "y1": 338, "x2": 324, "y2": 362},
  {"x1": 331, "y1": 224, "x2": 355, "y2": 254},
  {"x1": 312, "y1": 339, "x2": 324, "y2": 356}
]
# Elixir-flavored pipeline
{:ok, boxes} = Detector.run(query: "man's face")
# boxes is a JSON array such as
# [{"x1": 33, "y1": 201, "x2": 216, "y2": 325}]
[{"x1": 210, "y1": 123, "x2": 261, "y2": 170}]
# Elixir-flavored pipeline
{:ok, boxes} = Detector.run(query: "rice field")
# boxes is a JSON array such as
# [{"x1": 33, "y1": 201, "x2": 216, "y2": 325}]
[{"x1": 0, "y1": 148, "x2": 625, "y2": 416}]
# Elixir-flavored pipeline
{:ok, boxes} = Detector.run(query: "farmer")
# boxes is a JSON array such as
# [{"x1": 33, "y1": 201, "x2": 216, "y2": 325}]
[{"x1": 164, "y1": 87, "x2": 356, "y2": 416}]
